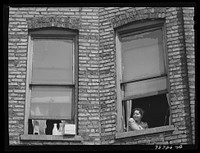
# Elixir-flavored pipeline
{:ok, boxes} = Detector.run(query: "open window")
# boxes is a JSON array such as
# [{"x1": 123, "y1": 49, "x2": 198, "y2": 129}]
[
  {"x1": 122, "y1": 94, "x2": 170, "y2": 132},
  {"x1": 116, "y1": 20, "x2": 171, "y2": 133},
  {"x1": 25, "y1": 28, "x2": 78, "y2": 136}
]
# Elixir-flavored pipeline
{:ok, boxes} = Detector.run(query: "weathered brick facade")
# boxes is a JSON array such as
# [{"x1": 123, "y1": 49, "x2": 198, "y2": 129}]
[{"x1": 8, "y1": 6, "x2": 195, "y2": 146}]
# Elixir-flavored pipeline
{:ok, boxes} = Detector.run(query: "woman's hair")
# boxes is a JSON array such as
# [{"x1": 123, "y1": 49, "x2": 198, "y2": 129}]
[{"x1": 130, "y1": 108, "x2": 144, "y2": 118}]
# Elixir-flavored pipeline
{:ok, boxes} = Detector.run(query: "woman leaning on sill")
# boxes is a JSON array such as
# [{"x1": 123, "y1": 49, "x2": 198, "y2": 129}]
[{"x1": 129, "y1": 108, "x2": 148, "y2": 131}]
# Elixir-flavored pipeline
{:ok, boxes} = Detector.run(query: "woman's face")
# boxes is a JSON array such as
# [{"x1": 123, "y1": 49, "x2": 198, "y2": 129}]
[{"x1": 133, "y1": 110, "x2": 142, "y2": 122}]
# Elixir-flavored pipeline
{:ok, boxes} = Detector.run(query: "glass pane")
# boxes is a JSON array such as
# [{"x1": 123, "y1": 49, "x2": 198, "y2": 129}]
[
  {"x1": 124, "y1": 77, "x2": 167, "y2": 97},
  {"x1": 32, "y1": 39, "x2": 73, "y2": 83},
  {"x1": 122, "y1": 29, "x2": 165, "y2": 82},
  {"x1": 30, "y1": 86, "x2": 72, "y2": 119}
]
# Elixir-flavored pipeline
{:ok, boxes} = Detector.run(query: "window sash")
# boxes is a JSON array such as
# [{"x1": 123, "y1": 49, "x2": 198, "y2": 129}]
[
  {"x1": 121, "y1": 74, "x2": 167, "y2": 85},
  {"x1": 30, "y1": 83, "x2": 75, "y2": 86},
  {"x1": 28, "y1": 116, "x2": 71, "y2": 120},
  {"x1": 119, "y1": 25, "x2": 167, "y2": 101},
  {"x1": 122, "y1": 89, "x2": 168, "y2": 102},
  {"x1": 30, "y1": 37, "x2": 75, "y2": 121},
  {"x1": 121, "y1": 28, "x2": 165, "y2": 82},
  {"x1": 24, "y1": 29, "x2": 78, "y2": 135},
  {"x1": 31, "y1": 38, "x2": 74, "y2": 84},
  {"x1": 115, "y1": 20, "x2": 169, "y2": 133},
  {"x1": 121, "y1": 76, "x2": 167, "y2": 100},
  {"x1": 29, "y1": 85, "x2": 75, "y2": 120}
]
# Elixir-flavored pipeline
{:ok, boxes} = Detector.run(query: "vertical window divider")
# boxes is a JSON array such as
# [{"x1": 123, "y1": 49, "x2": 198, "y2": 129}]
[
  {"x1": 116, "y1": 33, "x2": 124, "y2": 132},
  {"x1": 24, "y1": 35, "x2": 33, "y2": 134},
  {"x1": 75, "y1": 34, "x2": 78, "y2": 134},
  {"x1": 163, "y1": 22, "x2": 172, "y2": 126},
  {"x1": 71, "y1": 38, "x2": 75, "y2": 124}
]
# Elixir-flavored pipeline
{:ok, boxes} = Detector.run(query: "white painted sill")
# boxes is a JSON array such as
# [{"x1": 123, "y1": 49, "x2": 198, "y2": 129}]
[
  {"x1": 20, "y1": 134, "x2": 83, "y2": 142},
  {"x1": 115, "y1": 125, "x2": 175, "y2": 139}
]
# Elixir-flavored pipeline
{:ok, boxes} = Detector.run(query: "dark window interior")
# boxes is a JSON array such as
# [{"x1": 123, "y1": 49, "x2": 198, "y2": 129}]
[
  {"x1": 125, "y1": 93, "x2": 169, "y2": 129},
  {"x1": 28, "y1": 119, "x2": 62, "y2": 135}
]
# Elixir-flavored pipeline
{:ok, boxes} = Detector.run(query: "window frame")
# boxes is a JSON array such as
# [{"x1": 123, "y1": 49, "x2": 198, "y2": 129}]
[
  {"x1": 24, "y1": 28, "x2": 79, "y2": 135},
  {"x1": 115, "y1": 19, "x2": 172, "y2": 134}
]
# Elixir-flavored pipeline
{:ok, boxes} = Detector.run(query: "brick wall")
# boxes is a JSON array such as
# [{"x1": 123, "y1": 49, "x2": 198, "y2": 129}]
[
  {"x1": 8, "y1": 6, "x2": 101, "y2": 145},
  {"x1": 8, "y1": 7, "x2": 28, "y2": 145},
  {"x1": 166, "y1": 7, "x2": 193, "y2": 144},
  {"x1": 182, "y1": 7, "x2": 195, "y2": 144},
  {"x1": 99, "y1": 7, "x2": 119, "y2": 145},
  {"x1": 8, "y1": 6, "x2": 195, "y2": 145}
]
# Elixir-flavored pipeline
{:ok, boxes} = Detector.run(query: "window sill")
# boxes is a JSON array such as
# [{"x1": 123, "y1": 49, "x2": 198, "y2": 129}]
[
  {"x1": 20, "y1": 134, "x2": 83, "y2": 142},
  {"x1": 115, "y1": 125, "x2": 175, "y2": 139}
]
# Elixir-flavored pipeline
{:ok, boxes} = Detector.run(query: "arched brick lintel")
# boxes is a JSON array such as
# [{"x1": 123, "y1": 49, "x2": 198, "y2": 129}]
[
  {"x1": 111, "y1": 10, "x2": 166, "y2": 29},
  {"x1": 27, "y1": 16, "x2": 80, "y2": 30}
]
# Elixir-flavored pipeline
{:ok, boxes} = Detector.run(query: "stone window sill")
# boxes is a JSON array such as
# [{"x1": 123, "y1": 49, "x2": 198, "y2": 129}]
[
  {"x1": 20, "y1": 134, "x2": 83, "y2": 142},
  {"x1": 116, "y1": 125, "x2": 175, "y2": 139}
]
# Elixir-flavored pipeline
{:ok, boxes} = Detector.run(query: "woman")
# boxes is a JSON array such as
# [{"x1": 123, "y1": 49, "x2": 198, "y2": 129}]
[{"x1": 129, "y1": 108, "x2": 148, "y2": 131}]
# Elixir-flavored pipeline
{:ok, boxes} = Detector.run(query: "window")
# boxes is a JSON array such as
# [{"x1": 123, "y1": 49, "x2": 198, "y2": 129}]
[
  {"x1": 116, "y1": 20, "x2": 171, "y2": 133},
  {"x1": 25, "y1": 28, "x2": 78, "y2": 136}
]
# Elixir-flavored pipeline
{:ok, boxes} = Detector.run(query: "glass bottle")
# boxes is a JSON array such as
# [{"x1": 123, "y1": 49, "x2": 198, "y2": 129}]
[
  {"x1": 52, "y1": 123, "x2": 58, "y2": 135},
  {"x1": 32, "y1": 120, "x2": 40, "y2": 135},
  {"x1": 58, "y1": 122, "x2": 63, "y2": 135}
]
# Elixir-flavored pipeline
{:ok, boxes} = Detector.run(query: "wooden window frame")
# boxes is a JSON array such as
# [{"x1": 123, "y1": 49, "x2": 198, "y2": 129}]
[
  {"x1": 24, "y1": 28, "x2": 79, "y2": 135},
  {"x1": 115, "y1": 19, "x2": 172, "y2": 134}
]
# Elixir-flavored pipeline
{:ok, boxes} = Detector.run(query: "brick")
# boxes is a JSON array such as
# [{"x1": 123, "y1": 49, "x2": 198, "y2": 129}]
[
  {"x1": 14, "y1": 89, "x2": 25, "y2": 93},
  {"x1": 81, "y1": 8, "x2": 93, "y2": 12},
  {"x1": 165, "y1": 135, "x2": 178, "y2": 141}
]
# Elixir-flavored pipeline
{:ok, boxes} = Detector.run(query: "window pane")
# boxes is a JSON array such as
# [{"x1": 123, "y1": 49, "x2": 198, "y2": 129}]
[
  {"x1": 30, "y1": 86, "x2": 72, "y2": 119},
  {"x1": 32, "y1": 39, "x2": 73, "y2": 83},
  {"x1": 124, "y1": 76, "x2": 167, "y2": 98},
  {"x1": 122, "y1": 29, "x2": 165, "y2": 82}
]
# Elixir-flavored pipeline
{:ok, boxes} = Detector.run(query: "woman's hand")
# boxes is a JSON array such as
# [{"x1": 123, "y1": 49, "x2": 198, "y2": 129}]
[
  {"x1": 129, "y1": 118, "x2": 135, "y2": 122},
  {"x1": 129, "y1": 118, "x2": 140, "y2": 130}
]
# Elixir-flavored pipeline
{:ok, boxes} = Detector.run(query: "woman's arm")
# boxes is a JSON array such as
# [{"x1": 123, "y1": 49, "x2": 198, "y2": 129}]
[
  {"x1": 143, "y1": 122, "x2": 148, "y2": 129},
  {"x1": 129, "y1": 118, "x2": 141, "y2": 130}
]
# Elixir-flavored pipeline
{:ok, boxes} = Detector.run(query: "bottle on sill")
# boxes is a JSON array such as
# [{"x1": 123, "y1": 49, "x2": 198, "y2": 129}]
[
  {"x1": 58, "y1": 122, "x2": 63, "y2": 135},
  {"x1": 52, "y1": 123, "x2": 58, "y2": 135},
  {"x1": 32, "y1": 120, "x2": 40, "y2": 135},
  {"x1": 33, "y1": 125, "x2": 40, "y2": 135}
]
